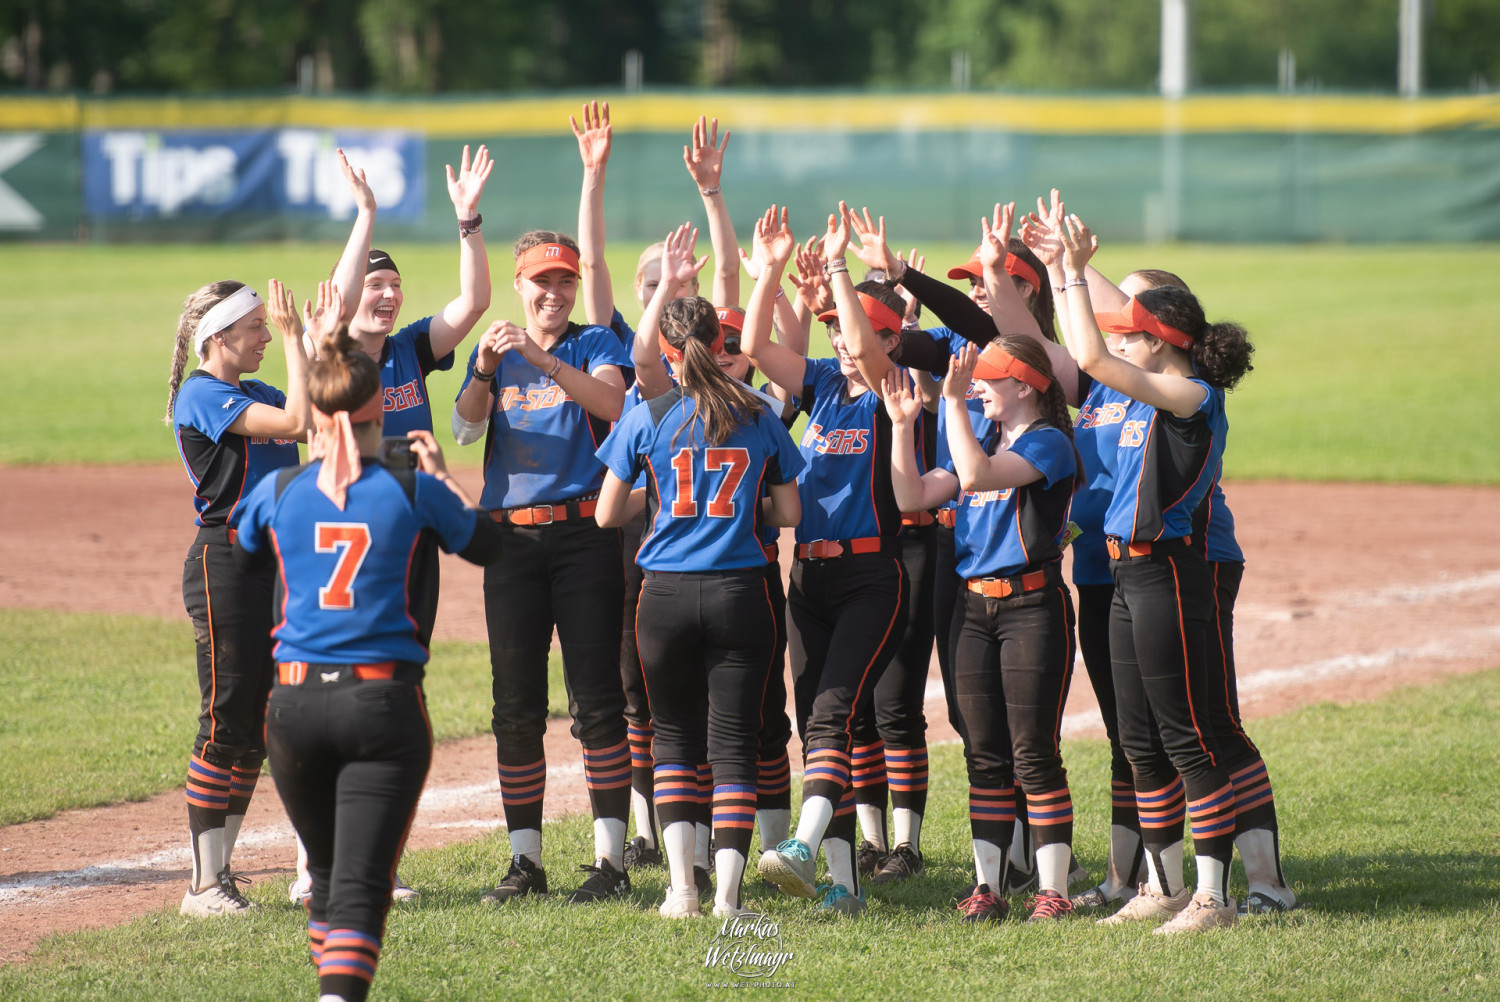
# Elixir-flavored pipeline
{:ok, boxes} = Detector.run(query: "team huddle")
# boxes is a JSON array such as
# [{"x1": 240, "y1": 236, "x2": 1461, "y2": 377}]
[{"x1": 166, "y1": 103, "x2": 1294, "y2": 1002}]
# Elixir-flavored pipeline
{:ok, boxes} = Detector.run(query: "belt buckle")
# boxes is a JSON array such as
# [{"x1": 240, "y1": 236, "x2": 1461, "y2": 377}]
[
  {"x1": 984, "y1": 577, "x2": 1013, "y2": 599},
  {"x1": 530, "y1": 504, "x2": 556, "y2": 526}
]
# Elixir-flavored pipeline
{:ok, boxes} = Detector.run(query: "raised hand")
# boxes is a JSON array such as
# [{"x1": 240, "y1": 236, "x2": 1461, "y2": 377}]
[
  {"x1": 569, "y1": 100, "x2": 612, "y2": 171},
  {"x1": 304, "y1": 281, "x2": 345, "y2": 345},
  {"x1": 446, "y1": 144, "x2": 493, "y2": 218},
  {"x1": 683, "y1": 115, "x2": 730, "y2": 191},
  {"x1": 824, "y1": 202, "x2": 852, "y2": 262},
  {"x1": 266, "y1": 278, "x2": 302, "y2": 338},
  {"x1": 1060, "y1": 213, "x2": 1098, "y2": 276},
  {"x1": 337, "y1": 149, "x2": 376, "y2": 214},
  {"x1": 979, "y1": 202, "x2": 1016, "y2": 270},
  {"x1": 788, "y1": 236, "x2": 831, "y2": 314},
  {"x1": 848, "y1": 205, "x2": 899, "y2": 273},
  {"x1": 894, "y1": 247, "x2": 925, "y2": 322},
  {"x1": 405, "y1": 429, "x2": 449, "y2": 477},
  {"x1": 661, "y1": 222, "x2": 710, "y2": 291},
  {"x1": 1019, "y1": 208, "x2": 1065, "y2": 269},
  {"x1": 753, "y1": 204, "x2": 796, "y2": 270},
  {"x1": 942, "y1": 344, "x2": 978, "y2": 402},
  {"x1": 881, "y1": 369, "x2": 923, "y2": 427}
]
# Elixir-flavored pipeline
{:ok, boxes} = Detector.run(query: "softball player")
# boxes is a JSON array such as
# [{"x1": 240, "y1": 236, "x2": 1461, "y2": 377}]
[
  {"x1": 745, "y1": 205, "x2": 914, "y2": 916},
  {"x1": 1051, "y1": 212, "x2": 1255, "y2": 933},
  {"x1": 595, "y1": 289, "x2": 803, "y2": 919},
  {"x1": 237, "y1": 326, "x2": 504, "y2": 1002},
  {"x1": 452, "y1": 231, "x2": 636, "y2": 905},
  {"x1": 885, "y1": 335, "x2": 1079, "y2": 922},
  {"x1": 166, "y1": 277, "x2": 309, "y2": 916}
]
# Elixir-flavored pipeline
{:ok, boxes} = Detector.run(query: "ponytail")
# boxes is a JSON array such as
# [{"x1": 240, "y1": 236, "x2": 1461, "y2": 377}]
[
  {"x1": 1135, "y1": 286, "x2": 1255, "y2": 390},
  {"x1": 164, "y1": 280, "x2": 246, "y2": 425},
  {"x1": 662, "y1": 297, "x2": 764, "y2": 448},
  {"x1": 308, "y1": 322, "x2": 382, "y2": 416}
]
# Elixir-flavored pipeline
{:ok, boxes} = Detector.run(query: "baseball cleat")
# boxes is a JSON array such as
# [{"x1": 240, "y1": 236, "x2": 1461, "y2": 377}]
[
  {"x1": 181, "y1": 870, "x2": 255, "y2": 918},
  {"x1": 712, "y1": 897, "x2": 755, "y2": 919},
  {"x1": 1097, "y1": 883, "x2": 1191, "y2": 925},
  {"x1": 623, "y1": 835, "x2": 663, "y2": 870},
  {"x1": 1005, "y1": 864, "x2": 1038, "y2": 895},
  {"x1": 391, "y1": 872, "x2": 419, "y2": 903},
  {"x1": 1154, "y1": 892, "x2": 1238, "y2": 934},
  {"x1": 956, "y1": 884, "x2": 1008, "y2": 923},
  {"x1": 481, "y1": 855, "x2": 548, "y2": 905},
  {"x1": 659, "y1": 885, "x2": 703, "y2": 919},
  {"x1": 815, "y1": 883, "x2": 866, "y2": 916},
  {"x1": 1239, "y1": 890, "x2": 1300, "y2": 915},
  {"x1": 567, "y1": 857, "x2": 631, "y2": 904},
  {"x1": 1068, "y1": 853, "x2": 1089, "y2": 887},
  {"x1": 757, "y1": 839, "x2": 817, "y2": 898},
  {"x1": 694, "y1": 865, "x2": 713, "y2": 900},
  {"x1": 1071, "y1": 882, "x2": 1137, "y2": 910},
  {"x1": 288, "y1": 874, "x2": 312, "y2": 906},
  {"x1": 856, "y1": 840, "x2": 886, "y2": 877},
  {"x1": 868, "y1": 842, "x2": 923, "y2": 885},
  {"x1": 1026, "y1": 889, "x2": 1075, "y2": 922}
]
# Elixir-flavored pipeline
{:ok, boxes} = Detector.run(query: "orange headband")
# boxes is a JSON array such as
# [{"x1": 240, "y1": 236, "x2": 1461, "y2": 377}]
[
  {"x1": 1094, "y1": 297, "x2": 1194, "y2": 351},
  {"x1": 946, "y1": 251, "x2": 1042, "y2": 294},
  {"x1": 972, "y1": 343, "x2": 1052, "y2": 393},
  {"x1": 715, "y1": 306, "x2": 746, "y2": 333},
  {"x1": 514, "y1": 243, "x2": 581, "y2": 280},
  {"x1": 816, "y1": 292, "x2": 904, "y2": 335},
  {"x1": 658, "y1": 325, "x2": 726, "y2": 364},
  {"x1": 309, "y1": 392, "x2": 383, "y2": 510}
]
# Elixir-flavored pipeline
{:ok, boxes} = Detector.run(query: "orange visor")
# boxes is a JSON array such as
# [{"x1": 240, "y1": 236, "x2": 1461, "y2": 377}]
[
  {"x1": 515, "y1": 243, "x2": 581, "y2": 281},
  {"x1": 659, "y1": 326, "x2": 726, "y2": 363},
  {"x1": 972, "y1": 343, "x2": 1051, "y2": 393},
  {"x1": 947, "y1": 249, "x2": 1042, "y2": 293},
  {"x1": 1094, "y1": 297, "x2": 1193, "y2": 351},
  {"x1": 817, "y1": 292, "x2": 903, "y2": 335},
  {"x1": 715, "y1": 306, "x2": 746, "y2": 333}
]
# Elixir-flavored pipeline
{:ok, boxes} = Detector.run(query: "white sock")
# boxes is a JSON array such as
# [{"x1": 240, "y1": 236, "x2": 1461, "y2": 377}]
[
  {"x1": 510, "y1": 828, "x2": 542, "y2": 867},
  {"x1": 595, "y1": 817, "x2": 626, "y2": 870},
  {"x1": 824, "y1": 837, "x2": 855, "y2": 892},
  {"x1": 714, "y1": 847, "x2": 747, "y2": 911},
  {"x1": 756, "y1": 808, "x2": 791, "y2": 851},
  {"x1": 1035, "y1": 842, "x2": 1071, "y2": 896},
  {"x1": 630, "y1": 788, "x2": 656, "y2": 849},
  {"x1": 662, "y1": 821, "x2": 696, "y2": 893},
  {"x1": 1008, "y1": 816, "x2": 1033, "y2": 875},
  {"x1": 892, "y1": 808, "x2": 922, "y2": 851},
  {"x1": 855, "y1": 804, "x2": 887, "y2": 851},
  {"x1": 792, "y1": 796, "x2": 835, "y2": 857},
  {"x1": 1144, "y1": 841, "x2": 1184, "y2": 896},
  {"x1": 694, "y1": 822, "x2": 712, "y2": 871},
  {"x1": 295, "y1": 835, "x2": 311, "y2": 884},
  {"x1": 1103, "y1": 824, "x2": 1141, "y2": 896},
  {"x1": 1235, "y1": 828, "x2": 1295, "y2": 906},
  {"x1": 972, "y1": 838, "x2": 1005, "y2": 890},
  {"x1": 1196, "y1": 854, "x2": 1229, "y2": 904},
  {"x1": 222, "y1": 814, "x2": 244, "y2": 871},
  {"x1": 191, "y1": 827, "x2": 225, "y2": 892},
  {"x1": 319, "y1": 995, "x2": 349, "y2": 1002}
]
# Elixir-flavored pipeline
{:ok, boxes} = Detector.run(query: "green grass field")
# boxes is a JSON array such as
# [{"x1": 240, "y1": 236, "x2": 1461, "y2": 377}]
[
  {"x1": 3, "y1": 243, "x2": 1498, "y2": 481},
  {"x1": 2, "y1": 670, "x2": 1497, "y2": 1000},
  {"x1": 0, "y1": 609, "x2": 566, "y2": 827}
]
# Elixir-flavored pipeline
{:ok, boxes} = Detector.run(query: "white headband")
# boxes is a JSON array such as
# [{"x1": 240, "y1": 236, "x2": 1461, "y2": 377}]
[{"x1": 193, "y1": 286, "x2": 262, "y2": 359}]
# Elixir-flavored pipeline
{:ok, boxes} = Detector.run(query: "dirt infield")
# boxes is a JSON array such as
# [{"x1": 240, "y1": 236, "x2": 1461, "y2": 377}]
[{"x1": 2, "y1": 466, "x2": 1498, "y2": 964}]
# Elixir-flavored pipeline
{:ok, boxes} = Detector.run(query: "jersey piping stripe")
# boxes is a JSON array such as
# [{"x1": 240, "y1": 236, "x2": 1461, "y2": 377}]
[
  {"x1": 1159, "y1": 424, "x2": 1218, "y2": 537},
  {"x1": 1045, "y1": 584, "x2": 1075, "y2": 756},
  {"x1": 401, "y1": 532, "x2": 424, "y2": 656},
  {"x1": 269, "y1": 527, "x2": 289, "y2": 652},
  {"x1": 202, "y1": 544, "x2": 218, "y2": 747},
  {"x1": 865, "y1": 405, "x2": 881, "y2": 536},
  {"x1": 1168, "y1": 553, "x2": 1216, "y2": 764},
  {"x1": 1128, "y1": 410, "x2": 1157, "y2": 542},
  {"x1": 224, "y1": 438, "x2": 251, "y2": 529},
  {"x1": 1211, "y1": 561, "x2": 1249, "y2": 743},
  {"x1": 754, "y1": 575, "x2": 777, "y2": 732},
  {"x1": 838, "y1": 556, "x2": 907, "y2": 745}
]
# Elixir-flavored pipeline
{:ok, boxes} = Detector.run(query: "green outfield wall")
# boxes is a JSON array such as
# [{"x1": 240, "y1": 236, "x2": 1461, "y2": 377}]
[{"x1": 2, "y1": 92, "x2": 1497, "y2": 243}]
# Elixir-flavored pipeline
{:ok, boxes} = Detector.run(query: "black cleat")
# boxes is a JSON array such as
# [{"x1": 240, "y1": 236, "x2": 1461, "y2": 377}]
[
  {"x1": 695, "y1": 865, "x2": 714, "y2": 900},
  {"x1": 567, "y1": 858, "x2": 631, "y2": 904},
  {"x1": 481, "y1": 855, "x2": 548, "y2": 905},
  {"x1": 856, "y1": 840, "x2": 886, "y2": 877},
  {"x1": 957, "y1": 883, "x2": 1008, "y2": 923},
  {"x1": 868, "y1": 842, "x2": 924, "y2": 885},
  {"x1": 622, "y1": 835, "x2": 663, "y2": 869}
]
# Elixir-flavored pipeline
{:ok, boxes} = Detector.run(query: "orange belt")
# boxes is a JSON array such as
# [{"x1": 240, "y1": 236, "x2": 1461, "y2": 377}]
[
  {"x1": 278, "y1": 661, "x2": 398, "y2": 685},
  {"x1": 762, "y1": 542, "x2": 779, "y2": 562},
  {"x1": 494, "y1": 496, "x2": 599, "y2": 526},
  {"x1": 966, "y1": 569, "x2": 1053, "y2": 600},
  {"x1": 1105, "y1": 536, "x2": 1190, "y2": 560},
  {"x1": 901, "y1": 511, "x2": 936, "y2": 528},
  {"x1": 795, "y1": 537, "x2": 885, "y2": 560},
  {"x1": 936, "y1": 509, "x2": 957, "y2": 530}
]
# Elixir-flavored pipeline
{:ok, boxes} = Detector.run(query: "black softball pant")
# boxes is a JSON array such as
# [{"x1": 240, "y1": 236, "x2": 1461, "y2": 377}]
[
  {"x1": 932, "y1": 524, "x2": 963, "y2": 735},
  {"x1": 1110, "y1": 540, "x2": 1235, "y2": 863},
  {"x1": 952, "y1": 581, "x2": 1075, "y2": 848},
  {"x1": 636, "y1": 568, "x2": 775, "y2": 856},
  {"x1": 787, "y1": 550, "x2": 908, "y2": 832},
  {"x1": 1076, "y1": 581, "x2": 1139, "y2": 830},
  {"x1": 484, "y1": 517, "x2": 629, "y2": 833},
  {"x1": 757, "y1": 558, "x2": 794, "y2": 811},
  {"x1": 266, "y1": 670, "x2": 431, "y2": 1002},
  {"x1": 1205, "y1": 560, "x2": 1279, "y2": 834}
]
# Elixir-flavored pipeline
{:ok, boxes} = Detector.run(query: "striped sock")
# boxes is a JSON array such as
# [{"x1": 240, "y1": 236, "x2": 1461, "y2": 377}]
[
  {"x1": 653, "y1": 764, "x2": 699, "y2": 829},
  {"x1": 886, "y1": 744, "x2": 929, "y2": 816},
  {"x1": 1135, "y1": 777, "x2": 1186, "y2": 854},
  {"x1": 801, "y1": 747, "x2": 851, "y2": 804},
  {"x1": 1026, "y1": 786, "x2": 1075, "y2": 848},
  {"x1": 968, "y1": 785, "x2": 1017, "y2": 847},
  {"x1": 627, "y1": 725, "x2": 656, "y2": 842},
  {"x1": 851, "y1": 742, "x2": 888, "y2": 850},
  {"x1": 1187, "y1": 781, "x2": 1237, "y2": 863},
  {"x1": 756, "y1": 751, "x2": 792, "y2": 812},
  {"x1": 1111, "y1": 778, "x2": 1140, "y2": 831},
  {"x1": 497, "y1": 757, "x2": 547, "y2": 835},
  {"x1": 319, "y1": 928, "x2": 380, "y2": 1002},
  {"x1": 185, "y1": 754, "x2": 231, "y2": 889},
  {"x1": 307, "y1": 920, "x2": 329, "y2": 966},
  {"x1": 1229, "y1": 758, "x2": 1278, "y2": 834},
  {"x1": 712, "y1": 784, "x2": 757, "y2": 859},
  {"x1": 582, "y1": 739, "x2": 631, "y2": 823}
]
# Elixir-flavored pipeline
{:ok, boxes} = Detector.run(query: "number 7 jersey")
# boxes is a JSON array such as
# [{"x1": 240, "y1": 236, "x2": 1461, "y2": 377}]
[{"x1": 596, "y1": 387, "x2": 805, "y2": 572}]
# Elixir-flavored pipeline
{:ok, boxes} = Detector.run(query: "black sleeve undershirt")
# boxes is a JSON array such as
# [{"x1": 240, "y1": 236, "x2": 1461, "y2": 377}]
[{"x1": 898, "y1": 266, "x2": 998, "y2": 348}]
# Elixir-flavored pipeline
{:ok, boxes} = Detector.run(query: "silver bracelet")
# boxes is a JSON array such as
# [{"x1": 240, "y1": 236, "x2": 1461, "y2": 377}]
[
  {"x1": 823, "y1": 259, "x2": 849, "y2": 278},
  {"x1": 1064, "y1": 279, "x2": 1088, "y2": 290},
  {"x1": 700, "y1": 186, "x2": 721, "y2": 197}
]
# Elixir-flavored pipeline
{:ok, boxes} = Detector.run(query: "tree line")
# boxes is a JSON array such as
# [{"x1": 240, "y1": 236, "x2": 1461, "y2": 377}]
[{"x1": 2, "y1": 0, "x2": 1496, "y2": 95}]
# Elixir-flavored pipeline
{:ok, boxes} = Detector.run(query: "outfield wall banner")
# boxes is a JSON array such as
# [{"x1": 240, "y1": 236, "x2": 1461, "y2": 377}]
[{"x1": 2, "y1": 94, "x2": 1499, "y2": 243}]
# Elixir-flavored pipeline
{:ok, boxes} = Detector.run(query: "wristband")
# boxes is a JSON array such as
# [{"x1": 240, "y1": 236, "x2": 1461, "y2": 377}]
[
  {"x1": 823, "y1": 259, "x2": 849, "y2": 278},
  {"x1": 458, "y1": 213, "x2": 482, "y2": 237},
  {"x1": 775, "y1": 287, "x2": 786, "y2": 300},
  {"x1": 1064, "y1": 279, "x2": 1088, "y2": 290},
  {"x1": 472, "y1": 365, "x2": 495, "y2": 382},
  {"x1": 548, "y1": 356, "x2": 563, "y2": 379},
  {"x1": 700, "y1": 186, "x2": 721, "y2": 197}
]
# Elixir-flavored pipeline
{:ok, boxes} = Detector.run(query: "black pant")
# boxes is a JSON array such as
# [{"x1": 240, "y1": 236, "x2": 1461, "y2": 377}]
[
  {"x1": 1110, "y1": 540, "x2": 1234, "y2": 863},
  {"x1": 932, "y1": 524, "x2": 963, "y2": 735},
  {"x1": 952, "y1": 581, "x2": 1075, "y2": 846},
  {"x1": 484, "y1": 517, "x2": 628, "y2": 832},
  {"x1": 1204, "y1": 560, "x2": 1278, "y2": 834},
  {"x1": 619, "y1": 512, "x2": 650, "y2": 728},
  {"x1": 266, "y1": 671, "x2": 431, "y2": 1002},
  {"x1": 1076, "y1": 581, "x2": 1139, "y2": 830},
  {"x1": 756, "y1": 560, "x2": 794, "y2": 809},
  {"x1": 182, "y1": 529, "x2": 275, "y2": 770}
]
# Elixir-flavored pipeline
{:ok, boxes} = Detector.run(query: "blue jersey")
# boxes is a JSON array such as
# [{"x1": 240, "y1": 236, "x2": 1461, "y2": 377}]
[
  {"x1": 945, "y1": 425, "x2": 1076, "y2": 579},
  {"x1": 794, "y1": 357, "x2": 911, "y2": 543},
  {"x1": 172, "y1": 370, "x2": 300, "y2": 528},
  {"x1": 1070, "y1": 375, "x2": 1132, "y2": 585},
  {"x1": 597, "y1": 388, "x2": 805, "y2": 572},
  {"x1": 1104, "y1": 379, "x2": 1226, "y2": 544},
  {"x1": 457, "y1": 323, "x2": 634, "y2": 509},
  {"x1": 925, "y1": 327, "x2": 992, "y2": 515},
  {"x1": 1193, "y1": 466, "x2": 1244, "y2": 563},
  {"x1": 378, "y1": 317, "x2": 454, "y2": 439},
  {"x1": 236, "y1": 463, "x2": 479, "y2": 665}
]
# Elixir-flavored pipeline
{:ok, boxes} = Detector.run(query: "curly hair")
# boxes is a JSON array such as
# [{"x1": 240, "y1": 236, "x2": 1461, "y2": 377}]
[{"x1": 1135, "y1": 286, "x2": 1255, "y2": 390}]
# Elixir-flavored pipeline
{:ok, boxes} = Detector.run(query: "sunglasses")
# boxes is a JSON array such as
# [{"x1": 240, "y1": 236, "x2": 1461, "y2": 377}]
[{"x1": 721, "y1": 335, "x2": 742, "y2": 355}]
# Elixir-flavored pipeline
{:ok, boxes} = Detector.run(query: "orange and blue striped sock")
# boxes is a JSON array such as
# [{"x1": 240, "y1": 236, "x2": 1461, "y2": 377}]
[
  {"x1": 1229, "y1": 758, "x2": 1278, "y2": 834},
  {"x1": 886, "y1": 744, "x2": 929, "y2": 816},
  {"x1": 968, "y1": 784, "x2": 1016, "y2": 846},
  {"x1": 582, "y1": 739, "x2": 631, "y2": 823},
  {"x1": 652, "y1": 764, "x2": 699, "y2": 829},
  {"x1": 801, "y1": 747, "x2": 851, "y2": 805},
  {"x1": 1135, "y1": 777, "x2": 1186, "y2": 852},
  {"x1": 627, "y1": 724, "x2": 655, "y2": 807},
  {"x1": 1026, "y1": 786, "x2": 1075, "y2": 847},
  {"x1": 1187, "y1": 781, "x2": 1237, "y2": 863},
  {"x1": 497, "y1": 757, "x2": 546, "y2": 834},
  {"x1": 851, "y1": 741, "x2": 888, "y2": 849},
  {"x1": 1111, "y1": 778, "x2": 1140, "y2": 831},
  {"x1": 318, "y1": 928, "x2": 380, "y2": 1002},
  {"x1": 712, "y1": 784, "x2": 757, "y2": 859},
  {"x1": 307, "y1": 919, "x2": 328, "y2": 966},
  {"x1": 756, "y1": 751, "x2": 791, "y2": 812}
]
